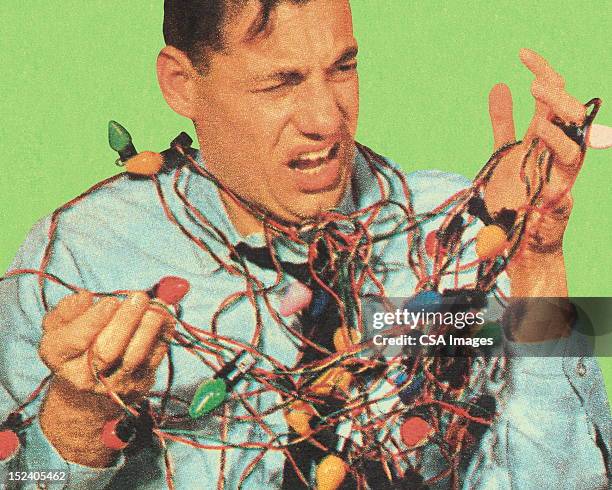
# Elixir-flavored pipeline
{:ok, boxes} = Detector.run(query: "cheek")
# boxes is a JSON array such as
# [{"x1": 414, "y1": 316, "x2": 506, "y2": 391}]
[
  {"x1": 233, "y1": 97, "x2": 293, "y2": 154},
  {"x1": 229, "y1": 104, "x2": 294, "y2": 198},
  {"x1": 338, "y1": 78, "x2": 360, "y2": 133},
  {"x1": 200, "y1": 104, "x2": 285, "y2": 171},
  {"x1": 257, "y1": 101, "x2": 295, "y2": 139}
]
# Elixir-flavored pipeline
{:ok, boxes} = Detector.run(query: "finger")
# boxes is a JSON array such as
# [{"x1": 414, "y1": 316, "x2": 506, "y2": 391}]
[
  {"x1": 41, "y1": 297, "x2": 120, "y2": 365},
  {"x1": 149, "y1": 341, "x2": 169, "y2": 370},
  {"x1": 520, "y1": 48, "x2": 566, "y2": 138},
  {"x1": 519, "y1": 48, "x2": 564, "y2": 88},
  {"x1": 42, "y1": 291, "x2": 94, "y2": 331},
  {"x1": 121, "y1": 307, "x2": 172, "y2": 372},
  {"x1": 534, "y1": 119, "x2": 582, "y2": 169},
  {"x1": 100, "y1": 341, "x2": 168, "y2": 399},
  {"x1": 488, "y1": 83, "x2": 516, "y2": 149},
  {"x1": 531, "y1": 80, "x2": 585, "y2": 125},
  {"x1": 91, "y1": 292, "x2": 150, "y2": 368}
]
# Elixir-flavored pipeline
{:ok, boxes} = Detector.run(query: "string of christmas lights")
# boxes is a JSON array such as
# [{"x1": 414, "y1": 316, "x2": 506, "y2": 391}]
[{"x1": 0, "y1": 100, "x2": 602, "y2": 489}]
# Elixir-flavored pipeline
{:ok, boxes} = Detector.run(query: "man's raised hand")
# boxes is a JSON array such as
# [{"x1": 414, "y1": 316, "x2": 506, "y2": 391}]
[{"x1": 484, "y1": 49, "x2": 591, "y2": 299}]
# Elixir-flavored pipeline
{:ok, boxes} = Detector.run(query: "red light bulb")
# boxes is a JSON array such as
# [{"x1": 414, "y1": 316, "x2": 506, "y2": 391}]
[
  {"x1": 155, "y1": 276, "x2": 190, "y2": 304},
  {"x1": 101, "y1": 419, "x2": 130, "y2": 451},
  {"x1": 425, "y1": 230, "x2": 446, "y2": 258},
  {"x1": 400, "y1": 416, "x2": 434, "y2": 448},
  {"x1": 0, "y1": 430, "x2": 20, "y2": 460}
]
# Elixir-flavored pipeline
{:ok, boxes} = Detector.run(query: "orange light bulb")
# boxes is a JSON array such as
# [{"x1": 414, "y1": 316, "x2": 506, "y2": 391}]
[
  {"x1": 475, "y1": 225, "x2": 507, "y2": 259},
  {"x1": 333, "y1": 327, "x2": 361, "y2": 351},
  {"x1": 125, "y1": 151, "x2": 164, "y2": 176},
  {"x1": 311, "y1": 367, "x2": 353, "y2": 396},
  {"x1": 285, "y1": 401, "x2": 315, "y2": 436},
  {"x1": 316, "y1": 454, "x2": 347, "y2": 490}
]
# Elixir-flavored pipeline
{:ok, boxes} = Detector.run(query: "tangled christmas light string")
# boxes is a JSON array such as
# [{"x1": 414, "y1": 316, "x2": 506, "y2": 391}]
[{"x1": 0, "y1": 99, "x2": 603, "y2": 489}]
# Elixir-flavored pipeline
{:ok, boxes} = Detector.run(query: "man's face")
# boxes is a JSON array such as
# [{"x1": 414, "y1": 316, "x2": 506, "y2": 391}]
[{"x1": 189, "y1": 0, "x2": 359, "y2": 226}]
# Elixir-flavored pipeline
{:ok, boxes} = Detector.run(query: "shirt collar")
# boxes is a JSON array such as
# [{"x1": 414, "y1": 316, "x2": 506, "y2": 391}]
[{"x1": 179, "y1": 145, "x2": 404, "y2": 266}]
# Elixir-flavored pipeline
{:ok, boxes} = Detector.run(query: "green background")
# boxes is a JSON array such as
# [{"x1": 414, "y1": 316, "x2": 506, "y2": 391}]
[{"x1": 1, "y1": 2, "x2": 610, "y2": 395}]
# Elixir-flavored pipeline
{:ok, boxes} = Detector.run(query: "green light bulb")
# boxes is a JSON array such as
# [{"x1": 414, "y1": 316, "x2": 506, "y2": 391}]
[
  {"x1": 108, "y1": 120, "x2": 133, "y2": 152},
  {"x1": 189, "y1": 378, "x2": 227, "y2": 419}
]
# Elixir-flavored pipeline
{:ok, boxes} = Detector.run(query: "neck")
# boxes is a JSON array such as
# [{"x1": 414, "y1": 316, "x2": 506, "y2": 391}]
[{"x1": 218, "y1": 189, "x2": 265, "y2": 237}]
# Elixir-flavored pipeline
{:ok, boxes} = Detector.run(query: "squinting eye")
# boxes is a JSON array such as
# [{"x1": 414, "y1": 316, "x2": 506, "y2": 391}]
[
  {"x1": 258, "y1": 77, "x2": 302, "y2": 93},
  {"x1": 337, "y1": 62, "x2": 358, "y2": 72},
  {"x1": 260, "y1": 83, "x2": 288, "y2": 93}
]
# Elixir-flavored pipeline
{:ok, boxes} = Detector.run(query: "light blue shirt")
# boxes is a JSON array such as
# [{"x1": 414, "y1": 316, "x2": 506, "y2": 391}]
[{"x1": 0, "y1": 148, "x2": 609, "y2": 489}]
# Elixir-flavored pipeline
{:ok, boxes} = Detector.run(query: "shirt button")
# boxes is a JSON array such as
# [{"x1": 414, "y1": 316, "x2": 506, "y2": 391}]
[{"x1": 576, "y1": 361, "x2": 587, "y2": 377}]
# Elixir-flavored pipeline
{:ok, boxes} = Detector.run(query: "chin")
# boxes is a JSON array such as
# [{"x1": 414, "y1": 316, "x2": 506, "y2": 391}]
[
  {"x1": 284, "y1": 184, "x2": 350, "y2": 224},
  {"x1": 270, "y1": 149, "x2": 354, "y2": 224}
]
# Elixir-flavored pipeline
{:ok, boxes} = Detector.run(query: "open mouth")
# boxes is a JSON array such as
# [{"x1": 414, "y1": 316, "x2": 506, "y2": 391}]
[
  {"x1": 284, "y1": 141, "x2": 345, "y2": 193},
  {"x1": 288, "y1": 143, "x2": 341, "y2": 172}
]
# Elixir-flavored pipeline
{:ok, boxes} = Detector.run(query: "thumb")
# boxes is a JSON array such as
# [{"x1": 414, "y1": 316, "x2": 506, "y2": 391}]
[
  {"x1": 42, "y1": 291, "x2": 94, "y2": 332},
  {"x1": 489, "y1": 83, "x2": 516, "y2": 150}
]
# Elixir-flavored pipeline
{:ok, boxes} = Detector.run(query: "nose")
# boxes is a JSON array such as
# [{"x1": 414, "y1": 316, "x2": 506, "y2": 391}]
[{"x1": 293, "y1": 79, "x2": 344, "y2": 140}]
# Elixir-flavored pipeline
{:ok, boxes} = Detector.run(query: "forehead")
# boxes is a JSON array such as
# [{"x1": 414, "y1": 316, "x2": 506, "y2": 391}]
[{"x1": 220, "y1": 0, "x2": 355, "y2": 73}]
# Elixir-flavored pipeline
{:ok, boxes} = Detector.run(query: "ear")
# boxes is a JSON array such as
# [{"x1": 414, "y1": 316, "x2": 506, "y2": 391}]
[{"x1": 157, "y1": 46, "x2": 200, "y2": 119}]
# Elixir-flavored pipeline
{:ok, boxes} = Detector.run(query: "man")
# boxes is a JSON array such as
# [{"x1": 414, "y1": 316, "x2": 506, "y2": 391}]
[{"x1": 0, "y1": 0, "x2": 609, "y2": 488}]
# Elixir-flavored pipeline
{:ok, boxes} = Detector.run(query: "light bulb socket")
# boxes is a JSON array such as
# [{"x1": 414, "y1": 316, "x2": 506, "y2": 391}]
[{"x1": 217, "y1": 350, "x2": 256, "y2": 389}]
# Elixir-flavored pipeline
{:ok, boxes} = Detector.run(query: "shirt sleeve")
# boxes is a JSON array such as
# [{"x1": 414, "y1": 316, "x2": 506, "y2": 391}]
[
  {"x1": 463, "y1": 325, "x2": 611, "y2": 489},
  {"x1": 0, "y1": 217, "x2": 124, "y2": 489}
]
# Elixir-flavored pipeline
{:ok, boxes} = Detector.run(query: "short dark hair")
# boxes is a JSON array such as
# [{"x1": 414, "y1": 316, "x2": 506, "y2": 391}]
[{"x1": 163, "y1": 0, "x2": 309, "y2": 66}]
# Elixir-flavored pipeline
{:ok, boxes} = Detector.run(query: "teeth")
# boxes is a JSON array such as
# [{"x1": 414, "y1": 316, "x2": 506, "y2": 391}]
[
  {"x1": 299, "y1": 163, "x2": 325, "y2": 174},
  {"x1": 296, "y1": 146, "x2": 332, "y2": 161}
]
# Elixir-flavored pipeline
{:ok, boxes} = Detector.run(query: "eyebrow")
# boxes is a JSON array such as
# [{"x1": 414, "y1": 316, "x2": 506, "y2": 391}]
[{"x1": 254, "y1": 45, "x2": 359, "y2": 84}]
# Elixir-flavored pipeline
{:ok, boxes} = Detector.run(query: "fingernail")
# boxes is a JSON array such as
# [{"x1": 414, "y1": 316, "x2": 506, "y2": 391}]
[
  {"x1": 100, "y1": 297, "x2": 120, "y2": 310},
  {"x1": 129, "y1": 292, "x2": 149, "y2": 306}
]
